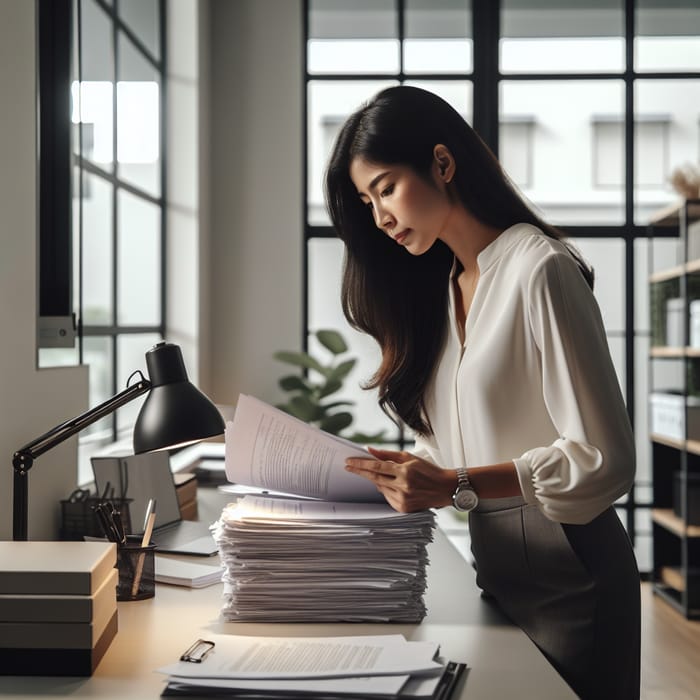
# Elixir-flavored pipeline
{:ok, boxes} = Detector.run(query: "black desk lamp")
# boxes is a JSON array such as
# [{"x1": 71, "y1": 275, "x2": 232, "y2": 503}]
[{"x1": 12, "y1": 341, "x2": 225, "y2": 540}]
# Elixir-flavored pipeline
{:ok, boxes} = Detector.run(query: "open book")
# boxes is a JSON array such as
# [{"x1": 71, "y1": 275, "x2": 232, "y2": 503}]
[{"x1": 224, "y1": 394, "x2": 384, "y2": 503}]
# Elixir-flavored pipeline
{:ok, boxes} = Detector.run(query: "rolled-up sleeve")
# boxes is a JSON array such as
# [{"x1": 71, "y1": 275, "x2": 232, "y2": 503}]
[
  {"x1": 412, "y1": 432, "x2": 444, "y2": 466},
  {"x1": 512, "y1": 252, "x2": 635, "y2": 525}
]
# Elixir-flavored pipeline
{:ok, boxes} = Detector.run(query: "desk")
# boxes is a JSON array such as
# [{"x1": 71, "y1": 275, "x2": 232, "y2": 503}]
[{"x1": 0, "y1": 492, "x2": 575, "y2": 699}]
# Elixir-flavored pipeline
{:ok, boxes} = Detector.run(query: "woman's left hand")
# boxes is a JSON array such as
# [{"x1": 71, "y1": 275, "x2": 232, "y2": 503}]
[{"x1": 345, "y1": 447, "x2": 455, "y2": 512}]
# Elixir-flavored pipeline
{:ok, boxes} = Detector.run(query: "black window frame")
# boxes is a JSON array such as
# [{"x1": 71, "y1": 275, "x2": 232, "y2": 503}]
[
  {"x1": 302, "y1": 0, "x2": 700, "y2": 574},
  {"x1": 38, "y1": 0, "x2": 168, "y2": 448}
]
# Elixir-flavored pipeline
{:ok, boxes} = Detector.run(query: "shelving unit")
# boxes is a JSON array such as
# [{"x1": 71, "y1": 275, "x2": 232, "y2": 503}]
[{"x1": 648, "y1": 198, "x2": 700, "y2": 619}]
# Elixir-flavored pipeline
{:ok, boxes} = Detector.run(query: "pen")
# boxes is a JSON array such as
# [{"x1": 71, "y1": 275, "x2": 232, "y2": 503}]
[
  {"x1": 93, "y1": 502, "x2": 124, "y2": 543},
  {"x1": 131, "y1": 499, "x2": 157, "y2": 597},
  {"x1": 93, "y1": 503, "x2": 117, "y2": 542},
  {"x1": 142, "y1": 498, "x2": 156, "y2": 534},
  {"x1": 111, "y1": 507, "x2": 126, "y2": 546}
]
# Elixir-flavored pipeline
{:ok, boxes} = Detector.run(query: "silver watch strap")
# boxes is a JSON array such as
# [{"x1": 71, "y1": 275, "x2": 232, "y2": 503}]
[{"x1": 455, "y1": 467, "x2": 471, "y2": 489}]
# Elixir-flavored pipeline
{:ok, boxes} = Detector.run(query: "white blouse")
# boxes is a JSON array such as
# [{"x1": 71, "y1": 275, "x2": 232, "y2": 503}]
[{"x1": 413, "y1": 224, "x2": 635, "y2": 525}]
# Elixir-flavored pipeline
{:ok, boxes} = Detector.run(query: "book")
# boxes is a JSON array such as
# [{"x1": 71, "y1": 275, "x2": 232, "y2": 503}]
[
  {"x1": 178, "y1": 496, "x2": 198, "y2": 521},
  {"x1": 174, "y1": 471, "x2": 198, "y2": 520},
  {"x1": 0, "y1": 541, "x2": 116, "y2": 596},
  {"x1": 0, "y1": 583, "x2": 117, "y2": 648},
  {"x1": 174, "y1": 471, "x2": 198, "y2": 504},
  {"x1": 155, "y1": 555, "x2": 222, "y2": 588},
  {"x1": 0, "y1": 567, "x2": 117, "y2": 623},
  {"x1": 0, "y1": 611, "x2": 118, "y2": 677},
  {"x1": 225, "y1": 394, "x2": 383, "y2": 503}
]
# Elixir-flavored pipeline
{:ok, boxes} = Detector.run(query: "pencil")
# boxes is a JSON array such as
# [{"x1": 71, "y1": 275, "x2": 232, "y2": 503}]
[{"x1": 131, "y1": 500, "x2": 157, "y2": 598}]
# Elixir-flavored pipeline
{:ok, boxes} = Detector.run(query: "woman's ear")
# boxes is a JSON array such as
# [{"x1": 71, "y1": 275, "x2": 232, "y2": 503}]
[{"x1": 433, "y1": 144, "x2": 456, "y2": 184}]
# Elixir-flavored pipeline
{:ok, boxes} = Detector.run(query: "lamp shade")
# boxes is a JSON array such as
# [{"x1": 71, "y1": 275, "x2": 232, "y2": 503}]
[{"x1": 133, "y1": 342, "x2": 225, "y2": 454}]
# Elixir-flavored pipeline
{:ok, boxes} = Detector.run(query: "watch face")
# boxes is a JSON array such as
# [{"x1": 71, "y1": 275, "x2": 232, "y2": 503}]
[{"x1": 453, "y1": 488, "x2": 479, "y2": 512}]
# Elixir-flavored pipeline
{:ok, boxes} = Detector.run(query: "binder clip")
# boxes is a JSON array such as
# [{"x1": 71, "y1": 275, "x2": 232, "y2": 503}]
[{"x1": 180, "y1": 638, "x2": 215, "y2": 663}]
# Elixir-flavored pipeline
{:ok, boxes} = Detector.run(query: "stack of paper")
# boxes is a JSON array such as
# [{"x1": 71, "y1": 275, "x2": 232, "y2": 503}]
[
  {"x1": 0, "y1": 541, "x2": 118, "y2": 676},
  {"x1": 213, "y1": 495, "x2": 436, "y2": 623},
  {"x1": 157, "y1": 633, "x2": 465, "y2": 699}
]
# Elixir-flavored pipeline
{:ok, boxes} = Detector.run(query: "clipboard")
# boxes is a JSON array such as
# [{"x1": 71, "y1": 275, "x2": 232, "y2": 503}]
[{"x1": 161, "y1": 641, "x2": 466, "y2": 699}]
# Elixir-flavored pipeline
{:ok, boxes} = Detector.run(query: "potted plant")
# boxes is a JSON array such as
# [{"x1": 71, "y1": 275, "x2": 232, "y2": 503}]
[{"x1": 273, "y1": 329, "x2": 385, "y2": 443}]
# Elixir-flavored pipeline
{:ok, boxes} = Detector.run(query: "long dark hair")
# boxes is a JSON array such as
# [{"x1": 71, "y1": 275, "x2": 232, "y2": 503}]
[{"x1": 324, "y1": 85, "x2": 593, "y2": 436}]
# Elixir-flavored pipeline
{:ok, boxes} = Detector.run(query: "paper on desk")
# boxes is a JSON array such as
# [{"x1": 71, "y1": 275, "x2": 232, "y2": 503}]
[
  {"x1": 156, "y1": 634, "x2": 442, "y2": 680},
  {"x1": 213, "y1": 495, "x2": 434, "y2": 623},
  {"x1": 225, "y1": 394, "x2": 383, "y2": 503},
  {"x1": 164, "y1": 672, "x2": 409, "y2": 696},
  {"x1": 162, "y1": 669, "x2": 448, "y2": 699},
  {"x1": 227, "y1": 495, "x2": 406, "y2": 522}
]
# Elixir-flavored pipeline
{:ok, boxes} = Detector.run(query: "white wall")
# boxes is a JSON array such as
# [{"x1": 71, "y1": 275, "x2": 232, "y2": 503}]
[
  {"x1": 166, "y1": 0, "x2": 203, "y2": 385},
  {"x1": 0, "y1": 0, "x2": 88, "y2": 540},
  {"x1": 207, "y1": 0, "x2": 303, "y2": 408}
]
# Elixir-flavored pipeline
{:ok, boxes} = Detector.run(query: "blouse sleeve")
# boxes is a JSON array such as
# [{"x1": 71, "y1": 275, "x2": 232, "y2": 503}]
[
  {"x1": 512, "y1": 251, "x2": 635, "y2": 525},
  {"x1": 412, "y1": 432, "x2": 444, "y2": 466}
]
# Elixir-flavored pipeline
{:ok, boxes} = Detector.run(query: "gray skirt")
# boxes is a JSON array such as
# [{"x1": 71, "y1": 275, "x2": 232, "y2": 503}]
[{"x1": 469, "y1": 497, "x2": 640, "y2": 700}]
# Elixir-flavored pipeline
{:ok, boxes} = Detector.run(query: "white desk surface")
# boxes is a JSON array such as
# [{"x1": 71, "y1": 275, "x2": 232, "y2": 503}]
[{"x1": 0, "y1": 496, "x2": 575, "y2": 699}]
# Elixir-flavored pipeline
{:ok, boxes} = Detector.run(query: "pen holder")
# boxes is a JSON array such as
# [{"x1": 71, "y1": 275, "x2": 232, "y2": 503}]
[{"x1": 116, "y1": 536, "x2": 156, "y2": 601}]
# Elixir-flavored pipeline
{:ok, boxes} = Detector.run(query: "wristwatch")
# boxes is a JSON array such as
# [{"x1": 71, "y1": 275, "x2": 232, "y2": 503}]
[{"x1": 452, "y1": 467, "x2": 479, "y2": 512}]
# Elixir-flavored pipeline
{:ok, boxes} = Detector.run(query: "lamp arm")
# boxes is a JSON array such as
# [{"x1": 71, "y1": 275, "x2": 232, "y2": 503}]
[
  {"x1": 13, "y1": 376, "x2": 152, "y2": 464},
  {"x1": 12, "y1": 374, "x2": 151, "y2": 541}
]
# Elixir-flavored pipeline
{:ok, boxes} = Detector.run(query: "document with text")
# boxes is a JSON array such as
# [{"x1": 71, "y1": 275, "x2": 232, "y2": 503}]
[
  {"x1": 157, "y1": 634, "x2": 442, "y2": 680},
  {"x1": 225, "y1": 394, "x2": 384, "y2": 503}
]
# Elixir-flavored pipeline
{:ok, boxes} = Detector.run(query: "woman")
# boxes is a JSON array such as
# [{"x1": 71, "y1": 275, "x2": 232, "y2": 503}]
[{"x1": 326, "y1": 86, "x2": 640, "y2": 699}]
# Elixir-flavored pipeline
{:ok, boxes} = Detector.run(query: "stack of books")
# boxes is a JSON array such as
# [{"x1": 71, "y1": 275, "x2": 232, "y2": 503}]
[
  {"x1": 213, "y1": 495, "x2": 436, "y2": 623},
  {"x1": 173, "y1": 471, "x2": 198, "y2": 520},
  {"x1": 0, "y1": 541, "x2": 118, "y2": 676}
]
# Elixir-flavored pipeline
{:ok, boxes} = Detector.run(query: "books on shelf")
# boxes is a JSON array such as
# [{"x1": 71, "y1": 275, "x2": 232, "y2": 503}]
[{"x1": 0, "y1": 541, "x2": 118, "y2": 676}]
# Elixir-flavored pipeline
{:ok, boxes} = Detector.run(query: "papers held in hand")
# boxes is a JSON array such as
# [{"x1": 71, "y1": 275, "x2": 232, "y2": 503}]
[
  {"x1": 158, "y1": 633, "x2": 466, "y2": 699},
  {"x1": 224, "y1": 394, "x2": 384, "y2": 502}
]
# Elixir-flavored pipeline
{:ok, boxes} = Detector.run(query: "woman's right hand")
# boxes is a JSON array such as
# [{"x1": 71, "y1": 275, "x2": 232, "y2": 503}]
[{"x1": 345, "y1": 446, "x2": 456, "y2": 512}]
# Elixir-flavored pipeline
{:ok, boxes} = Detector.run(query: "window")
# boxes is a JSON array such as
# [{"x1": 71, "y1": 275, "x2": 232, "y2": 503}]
[
  {"x1": 305, "y1": 0, "x2": 474, "y2": 447},
  {"x1": 499, "y1": 116, "x2": 535, "y2": 190},
  {"x1": 39, "y1": 0, "x2": 166, "y2": 484},
  {"x1": 592, "y1": 115, "x2": 671, "y2": 189},
  {"x1": 304, "y1": 0, "x2": 700, "y2": 575}
]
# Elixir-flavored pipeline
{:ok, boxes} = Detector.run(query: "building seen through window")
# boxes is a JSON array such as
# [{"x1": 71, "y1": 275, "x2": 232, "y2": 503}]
[{"x1": 304, "y1": 0, "x2": 700, "y2": 574}]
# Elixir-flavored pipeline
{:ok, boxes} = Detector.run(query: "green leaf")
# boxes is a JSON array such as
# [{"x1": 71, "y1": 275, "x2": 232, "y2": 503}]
[
  {"x1": 328, "y1": 358, "x2": 356, "y2": 382},
  {"x1": 319, "y1": 412, "x2": 353, "y2": 435},
  {"x1": 321, "y1": 399, "x2": 355, "y2": 410},
  {"x1": 318, "y1": 377, "x2": 342, "y2": 399},
  {"x1": 315, "y1": 329, "x2": 348, "y2": 355},
  {"x1": 279, "y1": 375, "x2": 311, "y2": 393},
  {"x1": 273, "y1": 351, "x2": 325, "y2": 374},
  {"x1": 289, "y1": 394, "x2": 323, "y2": 422}
]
